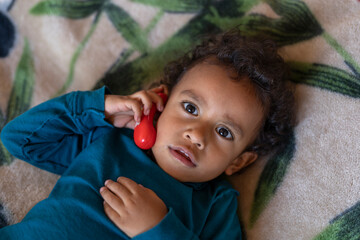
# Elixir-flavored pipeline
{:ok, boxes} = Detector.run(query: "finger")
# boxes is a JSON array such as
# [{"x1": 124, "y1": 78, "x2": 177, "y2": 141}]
[
  {"x1": 162, "y1": 85, "x2": 169, "y2": 95},
  {"x1": 105, "y1": 96, "x2": 136, "y2": 115},
  {"x1": 116, "y1": 177, "x2": 142, "y2": 195},
  {"x1": 150, "y1": 84, "x2": 169, "y2": 95},
  {"x1": 131, "y1": 90, "x2": 154, "y2": 116},
  {"x1": 123, "y1": 99, "x2": 143, "y2": 123},
  {"x1": 123, "y1": 119, "x2": 137, "y2": 129},
  {"x1": 100, "y1": 186, "x2": 125, "y2": 213},
  {"x1": 103, "y1": 201, "x2": 123, "y2": 227},
  {"x1": 105, "y1": 179, "x2": 133, "y2": 199},
  {"x1": 111, "y1": 115, "x2": 134, "y2": 129},
  {"x1": 147, "y1": 91, "x2": 165, "y2": 112}
]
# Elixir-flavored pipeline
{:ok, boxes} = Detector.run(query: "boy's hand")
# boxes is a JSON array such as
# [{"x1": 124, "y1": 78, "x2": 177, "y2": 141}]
[
  {"x1": 100, "y1": 177, "x2": 168, "y2": 238},
  {"x1": 104, "y1": 85, "x2": 168, "y2": 129}
]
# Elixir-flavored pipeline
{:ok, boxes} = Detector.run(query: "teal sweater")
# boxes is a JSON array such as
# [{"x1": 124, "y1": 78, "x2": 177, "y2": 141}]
[{"x1": 0, "y1": 87, "x2": 242, "y2": 239}]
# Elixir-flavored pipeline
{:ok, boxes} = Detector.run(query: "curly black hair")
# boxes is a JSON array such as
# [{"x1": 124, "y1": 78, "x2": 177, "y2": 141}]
[{"x1": 156, "y1": 29, "x2": 295, "y2": 156}]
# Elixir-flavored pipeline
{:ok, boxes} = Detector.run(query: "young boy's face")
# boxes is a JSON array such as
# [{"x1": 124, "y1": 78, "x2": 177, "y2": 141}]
[{"x1": 151, "y1": 61, "x2": 264, "y2": 183}]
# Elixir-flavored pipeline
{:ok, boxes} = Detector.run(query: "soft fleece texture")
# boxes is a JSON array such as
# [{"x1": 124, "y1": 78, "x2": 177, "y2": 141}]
[{"x1": 0, "y1": 0, "x2": 359, "y2": 239}]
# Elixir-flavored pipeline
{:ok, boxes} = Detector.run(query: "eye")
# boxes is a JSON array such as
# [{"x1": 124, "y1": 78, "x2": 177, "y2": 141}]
[
  {"x1": 182, "y1": 102, "x2": 198, "y2": 116},
  {"x1": 216, "y1": 126, "x2": 233, "y2": 140}
]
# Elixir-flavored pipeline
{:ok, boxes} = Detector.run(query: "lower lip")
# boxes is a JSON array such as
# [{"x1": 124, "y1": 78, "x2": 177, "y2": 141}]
[{"x1": 169, "y1": 148, "x2": 196, "y2": 168}]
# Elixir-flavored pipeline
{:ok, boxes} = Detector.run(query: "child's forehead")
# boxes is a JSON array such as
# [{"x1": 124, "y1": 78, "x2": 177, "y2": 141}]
[
  {"x1": 173, "y1": 63, "x2": 256, "y2": 102},
  {"x1": 184, "y1": 60, "x2": 240, "y2": 82},
  {"x1": 179, "y1": 61, "x2": 250, "y2": 91},
  {"x1": 193, "y1": 57, "x2": 234, "y2": 71}
]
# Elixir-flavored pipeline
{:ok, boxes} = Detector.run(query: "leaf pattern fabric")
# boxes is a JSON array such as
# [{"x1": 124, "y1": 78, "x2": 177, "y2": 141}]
[{"x1": 0, "y1": 0, "x2": 359, "y2": 239}]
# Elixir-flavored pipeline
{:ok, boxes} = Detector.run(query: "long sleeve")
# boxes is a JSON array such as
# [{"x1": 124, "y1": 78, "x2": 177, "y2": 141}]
[
  {"x1": 133, "y1": 208, "x2": 199, "y2": 240},
  {"x1": 0, "y1": 87, "x2": 113, "y2": 175},
  {"x1": 199, "y1": 190, "x2": 242, "y2": 240},
  {"x1": 134, "y1": 189, "x2": 241, "y2": 240}
]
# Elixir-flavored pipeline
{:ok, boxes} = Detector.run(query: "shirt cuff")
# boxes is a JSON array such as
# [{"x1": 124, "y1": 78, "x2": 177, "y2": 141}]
[{"x1": 72, "y1": 86, "x2": 113, "y2": 129}]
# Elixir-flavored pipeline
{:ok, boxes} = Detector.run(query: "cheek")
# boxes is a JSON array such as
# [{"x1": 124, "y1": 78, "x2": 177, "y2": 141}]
[
  {"x1": 154, "y1": 112, "x2": 176, "y2": 145},
  {"x1": 156, "y1": 108, "x2": 182, "y2": 134},
  {"x1": 207, "y1": 143, "x2": 241, "y2": 166},
  {"x1": 155, "y1": 115, "x2": 168, "y2": 138}
]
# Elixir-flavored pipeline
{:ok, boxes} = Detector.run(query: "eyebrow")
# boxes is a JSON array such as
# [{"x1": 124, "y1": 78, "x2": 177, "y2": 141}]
[
  {"x1": 180, "y1": 90, "x2": 206, "y2": 107},
  {"x1": 180, "y1": 89, "x2": 243, "y2": 137},
  {"x1": 223, "y1": 117, "x2": 243, "y2": 138}
]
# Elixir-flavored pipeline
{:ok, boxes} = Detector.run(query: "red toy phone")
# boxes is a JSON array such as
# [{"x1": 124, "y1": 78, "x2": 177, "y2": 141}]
[{"x1": 134, "y1": 92, "x2": 168, "y2": 150}]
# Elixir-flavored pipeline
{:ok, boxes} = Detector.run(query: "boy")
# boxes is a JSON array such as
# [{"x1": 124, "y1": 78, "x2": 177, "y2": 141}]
[{"x1": 0, "y1": 30, "x2": 294, "y2": 239}]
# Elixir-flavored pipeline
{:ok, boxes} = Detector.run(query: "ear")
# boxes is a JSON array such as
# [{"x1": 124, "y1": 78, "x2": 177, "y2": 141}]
[{"x1": 224, "y1": 151, "x2": 258, "y2": 176}]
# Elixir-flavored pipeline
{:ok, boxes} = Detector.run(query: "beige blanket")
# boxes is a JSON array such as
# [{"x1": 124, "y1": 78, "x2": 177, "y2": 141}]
[{"x1": 0, "y1": 0, "x2": 359, "y2": 239}]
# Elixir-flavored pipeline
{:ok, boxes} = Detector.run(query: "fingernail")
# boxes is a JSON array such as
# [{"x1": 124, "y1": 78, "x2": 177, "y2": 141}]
[
  {"x1": 135, "y1": 115, "x2": 141, "y2": 123},
  {"x1": 105, "y1": 180, "x2": 110, "y2": 185},
  {"x1": 100, "y1": 187, "x2": 106, "y2": 193}
]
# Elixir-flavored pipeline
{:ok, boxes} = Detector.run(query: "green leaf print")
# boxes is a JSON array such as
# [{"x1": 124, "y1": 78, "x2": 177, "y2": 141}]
[
  {"x1": 95, "y1": 1, "x2": 230, "y2": 93},
  {"x1": 0, "y1": 38, "x2": 34, "y2": 165},
  {"x1": 131, "y1": 0, "x2": 208, "y2": 12},
  {"x1": 322, "y1": 32, "x2": 360, "y2": 77},
  {"x1": 204, "y1": 0, "x2": 262, "y2": 31},
  {"x1": 6, "y1": 39, "x2": 35, "y2": 124},
  {"x1": 0, "y1": 111, "x2": 11, "y2": 165},
  {"x1": 30, "y1": 0, "x2": 106, "y2": 96},
  {"x1": 236, "y1": 0, "x2": 323, "y2": 46},
  {"x1": 94, "y1": 16, "x2": 216, "y2": 94},
  {"x1": 95, "y1": 35, "x2": 194, "y2": 94},
  {"x1": 55, "y1": 10, "x2": 103, "y2": 97},
  {"x1": 105, "y1": 3, "x2": 149, "y2": 53},
  {"x1": 30, "y1": 0, "x2": 104, "y2": 19},
  {"x1": 249, "y1": 131, "x2": 296, "y2": 227},
  {"x1": 264, "y1": 0, "x2": 315, "y2": 20},
  {"x1": 0, "y1": 140, "x2": 13, "y2": 165},
  {"x1": 0, "y1": 110, "x2": 4, "y2": 129},
  {"x1": 288, "y1": 62, "x2": 360, "y2": 98},
  {"x1": 313, "y1": 201, "x2": 360, "y2": 240}
]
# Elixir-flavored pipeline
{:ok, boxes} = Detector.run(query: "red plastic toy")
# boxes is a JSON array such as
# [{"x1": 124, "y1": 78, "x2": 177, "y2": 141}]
[{"x1": 134, "y1": 92, "x2": 168, "y2": 149}]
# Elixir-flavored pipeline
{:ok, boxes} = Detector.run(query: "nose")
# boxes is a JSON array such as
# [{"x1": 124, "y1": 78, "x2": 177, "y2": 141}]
[{"x1": 183, "y1": 127, "x2": 206, "y2": 150}]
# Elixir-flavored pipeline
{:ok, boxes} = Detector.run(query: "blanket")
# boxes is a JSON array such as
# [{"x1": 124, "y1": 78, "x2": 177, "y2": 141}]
[{"x1": 0, "y1": 0, "x2": 359, "y2": 239}]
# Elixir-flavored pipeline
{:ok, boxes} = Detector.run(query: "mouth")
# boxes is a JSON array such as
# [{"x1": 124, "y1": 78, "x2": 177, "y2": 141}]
[{"x1": 169, "y1": 146, "x2": 197, "y2": 168}]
